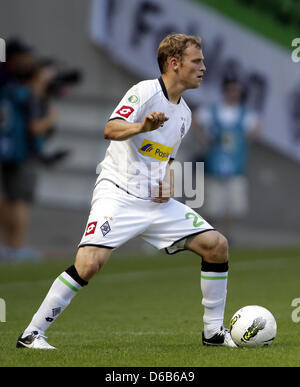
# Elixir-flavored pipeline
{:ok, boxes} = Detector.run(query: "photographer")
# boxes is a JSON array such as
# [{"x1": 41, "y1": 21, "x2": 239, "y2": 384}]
[{"x1": 0, "y1": 60, "x2": 58, "y2": 261}]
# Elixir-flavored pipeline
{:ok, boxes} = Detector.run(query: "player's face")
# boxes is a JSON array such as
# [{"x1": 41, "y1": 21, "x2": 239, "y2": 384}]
[{"x1": 177, "y1": 45, "x2": 206, "y2": 89}]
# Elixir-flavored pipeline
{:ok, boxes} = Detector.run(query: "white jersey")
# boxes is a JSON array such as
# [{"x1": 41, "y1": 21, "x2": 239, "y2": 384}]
[{"x1": 97, "y1": 78, "x2": 192, "y2": 199}]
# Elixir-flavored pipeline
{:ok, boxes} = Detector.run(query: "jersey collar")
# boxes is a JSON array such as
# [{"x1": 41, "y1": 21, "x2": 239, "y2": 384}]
[{"x1": 158, "y1": 76, "x2": 181, "y2": 105}]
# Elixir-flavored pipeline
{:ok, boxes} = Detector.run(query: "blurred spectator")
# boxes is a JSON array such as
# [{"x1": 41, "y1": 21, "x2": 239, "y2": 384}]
[
  {"x1": 193, "y1": 75, "x2": 260, "y2": 242},
  {"x1": 0, "y1": 57, "x2": 58, "y2": 261},
  {"x1": 0, "y1": 38, "x2": 35, "y2": 88}
]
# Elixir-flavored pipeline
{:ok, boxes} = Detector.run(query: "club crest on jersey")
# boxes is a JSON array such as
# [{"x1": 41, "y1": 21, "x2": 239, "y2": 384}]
[
  {"x1": 180, "y1": 122, "x2": 185, "y2": 138},
  {"x1": 138, "y1": 139, "x2": 174, "y2": 161},
  {"x1": 100, "y1": 221, "x2": 111, "y2": 237}
]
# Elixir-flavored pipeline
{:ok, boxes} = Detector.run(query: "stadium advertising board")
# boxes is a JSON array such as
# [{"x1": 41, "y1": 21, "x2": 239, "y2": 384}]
[{"x1": 90, "y1": 0, "x2": 300, "y2": 163}]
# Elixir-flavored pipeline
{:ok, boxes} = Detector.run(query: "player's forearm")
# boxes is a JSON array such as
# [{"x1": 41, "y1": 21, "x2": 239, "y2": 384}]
[{"x1": 104, "y1": 119, "x2": 142, "y2": 141}]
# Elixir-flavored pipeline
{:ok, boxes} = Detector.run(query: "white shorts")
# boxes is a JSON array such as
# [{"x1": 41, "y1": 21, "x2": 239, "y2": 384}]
[
  {"x1": 79, "y1": 179, "x2": 214, "y2": 254},
  {"x1": 203, "y1": 176, "x2": 249, "y2": 218}
]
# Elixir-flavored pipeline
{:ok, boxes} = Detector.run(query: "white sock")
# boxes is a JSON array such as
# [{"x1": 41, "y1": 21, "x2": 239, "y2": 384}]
[
  {"x1": 201, "y1": 269, "x2": 228, "y2": 339},
  {"x1": 23, "y1": 271, "x2": 85, "y2": 337}
]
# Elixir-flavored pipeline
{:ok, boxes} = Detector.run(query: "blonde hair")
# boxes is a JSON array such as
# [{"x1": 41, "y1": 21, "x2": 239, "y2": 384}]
[{"x1": 157, "y1": 33, "x2": 202, "y2": 74}]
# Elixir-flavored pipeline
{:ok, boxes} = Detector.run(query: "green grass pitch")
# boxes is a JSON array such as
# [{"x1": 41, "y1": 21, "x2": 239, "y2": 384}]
[{"x1": 0, "y1": 247, "x2": 299, "y2": 367}]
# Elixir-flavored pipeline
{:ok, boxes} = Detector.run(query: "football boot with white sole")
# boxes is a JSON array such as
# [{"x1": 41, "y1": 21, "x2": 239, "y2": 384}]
[
  {"x1": 202, "y1": 327, "x2": 237, "y2": 348},
  {"x1": 16, "y1": 331, "x2": 56, "y2": 350}
]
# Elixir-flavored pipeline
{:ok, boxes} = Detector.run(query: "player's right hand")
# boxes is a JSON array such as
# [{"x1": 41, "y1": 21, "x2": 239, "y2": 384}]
[{"x1": 141, "y1": 112, "x2": 169, "y2": 132}]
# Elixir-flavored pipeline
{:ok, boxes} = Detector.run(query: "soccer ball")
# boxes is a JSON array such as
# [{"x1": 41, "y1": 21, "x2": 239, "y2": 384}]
[{"x1": 230, "y1": 305, "x2": 277, "y2": 347}]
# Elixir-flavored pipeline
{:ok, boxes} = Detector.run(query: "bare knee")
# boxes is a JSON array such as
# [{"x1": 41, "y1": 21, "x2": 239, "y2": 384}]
[
  {"x1": 210, "y1": 233, "x2": 229, "y2": 263},
  {"x1": 75, "y1": 246, "x2": 112, "y2": 281},
  {"x1": 186, "y1": 231, "x2": 228, "y2": 263}
]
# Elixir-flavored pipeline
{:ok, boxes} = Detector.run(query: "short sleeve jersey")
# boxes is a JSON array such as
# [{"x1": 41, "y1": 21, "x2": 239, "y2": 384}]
[{"x1": 97, "y1": 77, "x2": 192, "y2": 198}]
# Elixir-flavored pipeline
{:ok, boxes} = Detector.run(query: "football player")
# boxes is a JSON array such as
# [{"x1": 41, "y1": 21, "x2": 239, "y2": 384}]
[{"x1": 17, "y1": 33, "x2": 235, "y2": 349}]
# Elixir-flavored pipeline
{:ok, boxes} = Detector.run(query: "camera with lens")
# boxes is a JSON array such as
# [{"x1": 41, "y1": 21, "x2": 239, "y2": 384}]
[{"x1": 39, "y1": 58, "x2": 82, "y2": 98}]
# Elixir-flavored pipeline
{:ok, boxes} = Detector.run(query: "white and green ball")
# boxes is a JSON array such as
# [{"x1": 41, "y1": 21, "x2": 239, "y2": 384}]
[{"x1": 230, "y1": 305, "x2": 277, "y2": 347}]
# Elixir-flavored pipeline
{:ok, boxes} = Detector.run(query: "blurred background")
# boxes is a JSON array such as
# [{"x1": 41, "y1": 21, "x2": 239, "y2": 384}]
[{"x1": 0, "y1": 0, "x2": 299, "y2": 262}]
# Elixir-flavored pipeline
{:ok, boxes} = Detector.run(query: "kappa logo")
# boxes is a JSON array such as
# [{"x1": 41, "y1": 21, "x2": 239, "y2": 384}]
[
  {"x1": 116, "y1": 105, "x2": 134, "y2": 118},
  {"x1": 85, "y1": 221, "x2": 97, "y2": 236}
]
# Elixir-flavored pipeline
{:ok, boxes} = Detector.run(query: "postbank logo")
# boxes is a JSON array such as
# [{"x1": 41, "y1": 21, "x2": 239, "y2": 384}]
[{"x1": 138, "y1": 139, "x2": 174, "y2": 161}]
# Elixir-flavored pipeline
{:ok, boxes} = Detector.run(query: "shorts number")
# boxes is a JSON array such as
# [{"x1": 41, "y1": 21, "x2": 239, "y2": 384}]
[{"x1": 185, "y1": 212, "x2": 204, "y2": 227}]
